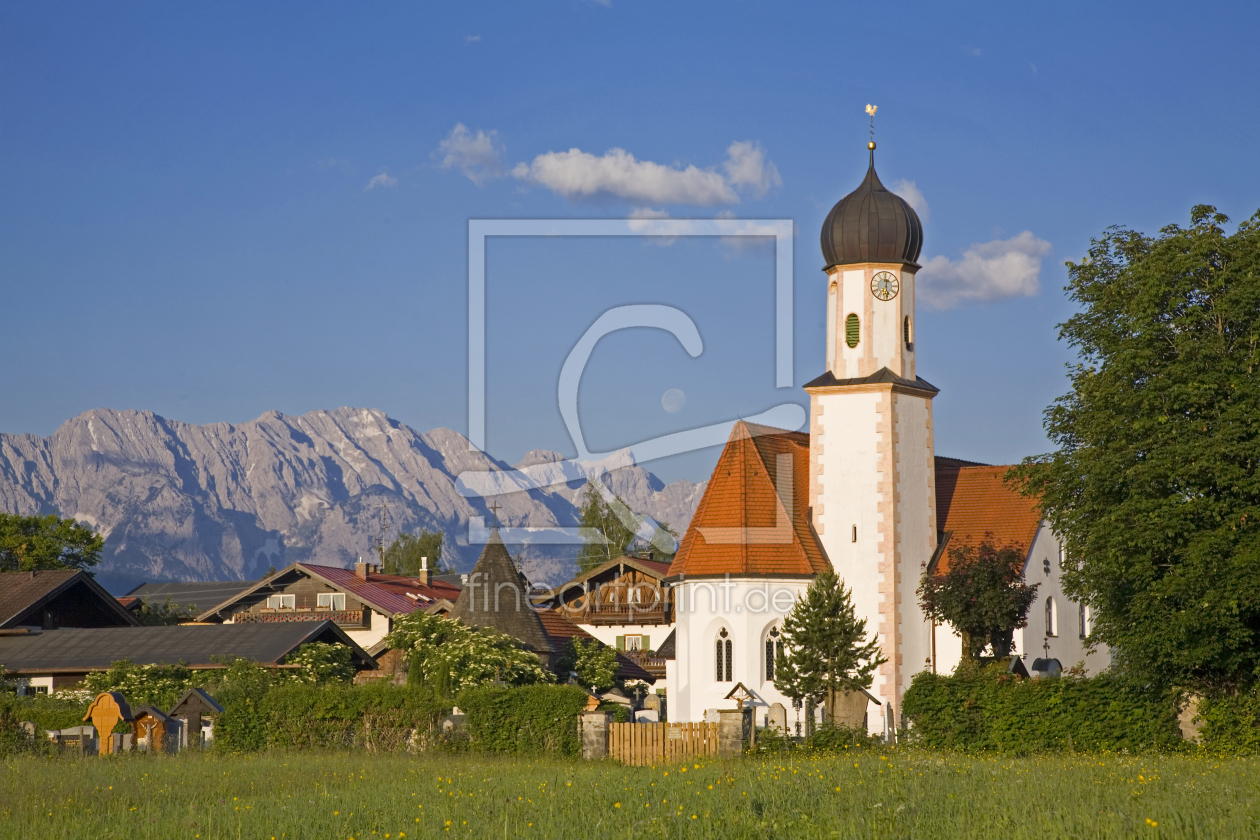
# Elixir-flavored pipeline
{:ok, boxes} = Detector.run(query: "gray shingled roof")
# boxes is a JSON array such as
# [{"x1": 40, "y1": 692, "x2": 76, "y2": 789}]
[
  {"x1": 126, "y1": 581, "x2": 257, "y2": 613},
  {"x1": 450, "y1": 531, "x2": 552, "y2": 654},
  {"x1": 0, "y1": 621, "x2": 375, "y2": 672},
  {"x1": 0, "y1": 570, "x2": 140, "y2": 629}
]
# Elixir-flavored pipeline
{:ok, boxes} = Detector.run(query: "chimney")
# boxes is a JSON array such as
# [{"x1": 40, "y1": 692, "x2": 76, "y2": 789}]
[
  {"x1": 415, "y1": 556, "x2": 430, "y2": 587},
  {"x1": 355, "y1": 561, "x2": 372, "y2": 581}
]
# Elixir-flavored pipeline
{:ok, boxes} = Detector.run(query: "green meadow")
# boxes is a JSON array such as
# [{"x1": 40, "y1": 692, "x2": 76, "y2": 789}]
[{"x1": 2, "y1": 749, "x2": 1256, "y2": 839}]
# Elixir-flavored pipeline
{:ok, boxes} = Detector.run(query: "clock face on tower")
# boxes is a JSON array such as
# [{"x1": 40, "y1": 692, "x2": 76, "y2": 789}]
[{"x1": 871, "y1": 271, "x2": 899, "y2": 301}]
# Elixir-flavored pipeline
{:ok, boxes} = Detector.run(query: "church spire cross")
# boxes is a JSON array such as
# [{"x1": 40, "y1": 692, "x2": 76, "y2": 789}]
[
  {"x1": 865, "y1": 103, "x2": 877, "y2": 151},
  {"x1": 488, "y1": 500, "x2": 501, "y2": 530}
]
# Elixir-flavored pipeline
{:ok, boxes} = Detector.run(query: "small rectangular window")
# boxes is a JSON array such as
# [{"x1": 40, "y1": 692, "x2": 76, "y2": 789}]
[
  {"x1": 317, "y1": 593, "x2": 346, "y2": 611},
  {"x1": 268, "y1": 594, "x2": 295, "y2": 610},
  {"x1": 624, "y1": 635, "x2": 643, "y2": 651}
]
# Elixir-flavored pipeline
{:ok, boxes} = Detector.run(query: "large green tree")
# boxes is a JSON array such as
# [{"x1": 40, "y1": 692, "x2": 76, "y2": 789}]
[
  {"x1": 575, "y1": 479, "x2": 639, "y2": 573},
  {"x1": 774, "y1": 572, "x2": 886, "y2": 724},
  {"x1": 0, "y1": 512, "x2": 103, "y2": 572},
  {"x1": 556, "y1": 637, "x2": 619, "y2": 691},
  {"x1": 381, "y1": 529, "x2": 446, "y2": 576},
  {"x1": 1010, "y1": 206, "x2": 1260, "y2": 693},
  {"x1": 917, "y1": 538, "x2": 1039, "y2": 661}
]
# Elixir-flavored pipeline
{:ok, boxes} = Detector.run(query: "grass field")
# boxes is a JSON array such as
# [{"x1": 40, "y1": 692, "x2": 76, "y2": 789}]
[{"x1": 2, "y1": 748, "x2": 1257, "y2": 839}]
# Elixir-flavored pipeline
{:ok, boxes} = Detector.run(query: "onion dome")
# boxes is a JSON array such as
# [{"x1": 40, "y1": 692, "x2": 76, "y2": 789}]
[{"x1": 821, "y1": 148, "x2": 923, "y2": 270}]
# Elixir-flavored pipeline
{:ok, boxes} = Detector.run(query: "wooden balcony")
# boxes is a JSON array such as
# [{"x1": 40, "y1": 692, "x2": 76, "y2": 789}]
[
  {"x1": 234, "y1": 609, "x2": 366, "y2": 628},
  {"x1": 570, "y1": 604, "x2": 672, "y2": 626}
]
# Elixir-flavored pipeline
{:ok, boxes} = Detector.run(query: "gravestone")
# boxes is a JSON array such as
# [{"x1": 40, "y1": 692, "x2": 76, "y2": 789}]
[
  {"x1": 831, "y1": 690, "x2": 870, "y2": 729},
  {"x1": 766, "y1": 703, "x2": 788, "y2": 734},
  {"x1": 132, "y1": 705, "x2": 179, "y2": 754},
  {"x1": 717, "y1": 708, "x2": 753, "y2": 757},
  {"x1": 635, "y1": 709, "x2": 659, "y2": 723},
  {"x1": 579, "y1": 711, "x2": 613, "y2": 760},
  {"x1": 169, "y1": 688, "x2": 224, "y2": 750},
  {"x1": 84, "y1": 692, "x2": 133, "y2": 756}
]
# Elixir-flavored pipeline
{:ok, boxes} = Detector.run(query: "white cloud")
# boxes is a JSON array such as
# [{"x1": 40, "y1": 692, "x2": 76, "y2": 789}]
[
  {"x1": 512, "y1": 141, "x2": 780, "y2": 206},
  {"x1": 465, "y1": 34, "x2": 481, "y2": 42},
  {"x1": 364, "y1": 172, "x2": 397, "y2": 192},
  {"x1": 513, "y1": 148, "x2": 736, "y2": 205},
  {"x1": 723, "y1": 141, "x2": 781, "y2": 198},
  {"x1": 917, "y1": 231, "x2": 1052, "y2": 309},
  {"x1": 892, "y1": 179, "x2": 930, "y2": 224},
  {"x1": 435, "y1": 123, "x2": 505, "y2": 186}
]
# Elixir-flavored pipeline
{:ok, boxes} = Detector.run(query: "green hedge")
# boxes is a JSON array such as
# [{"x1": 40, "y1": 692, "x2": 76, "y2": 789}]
[
  {"x1": 1195, "y1": 691, "x2": 1260, "y2": 752},
  {"x1": 0, "y1": 693, "x2": 88, "y2": 733},
  {"x1": 901, "y1": 664, "x2": 1183, "y2": 753},
  {"x1": 216, "y1": 683, "x2": 445, "y2": 753},
  {"x1": 457, "y1": 684, "x2": 589, "y2": 756}
]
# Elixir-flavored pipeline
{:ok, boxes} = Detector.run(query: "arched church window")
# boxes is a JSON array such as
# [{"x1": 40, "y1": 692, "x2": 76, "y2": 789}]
[
  {"x1": 1045, "y1": 597, "x2": 1058, "y2": 638},
  {"x1": 716, "y1": 628, "x2": 733, "y2": 682},
  {"x1": 765, "y1": 626, "x2": 783, "y2": 683},
  {"x1": 903, "y1": 316, "x2": 913, "y2": 349},
  {"x1": 845, "y1": 313, "x2": 860, "y2": 348}
]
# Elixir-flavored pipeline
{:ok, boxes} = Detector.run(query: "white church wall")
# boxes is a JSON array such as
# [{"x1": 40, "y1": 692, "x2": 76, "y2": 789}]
[
  {"x1": 893, "y1": 392, "x2": 936, "y2": 700},
  {"x1": 933, "y1": 624, "x2": 964, "y2": 676},
  {"x1": 669, "y1": 577, "x2": 813, "y2": 724},
  {"x1": 1016, "y1": 525, "x2": 1111, "y2": 675},
  {"x1": 811, "y1": 388, "x2": 888, "y2": 726}
]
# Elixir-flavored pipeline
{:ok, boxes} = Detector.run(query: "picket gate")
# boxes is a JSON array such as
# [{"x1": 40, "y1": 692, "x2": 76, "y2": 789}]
[{"x1": 608, "y1": 721, "x2": 718, "y2": 766}]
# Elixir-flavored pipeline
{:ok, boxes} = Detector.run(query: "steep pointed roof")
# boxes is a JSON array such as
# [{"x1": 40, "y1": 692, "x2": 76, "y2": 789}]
[
  {"x1": 450, "y1": 530, "x2": 553, "y2": 654},
  {"x1": 667, "y1": 421, "x2": 830, "y2": 578}
]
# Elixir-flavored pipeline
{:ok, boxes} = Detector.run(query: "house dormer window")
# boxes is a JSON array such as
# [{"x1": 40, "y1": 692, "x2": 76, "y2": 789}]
[
  {"x1": 716, "y1": 628, "x2": 733, "y2": 682},
  {"x1": 317, "y1": 593, "x2": 346, "y2": 611}
]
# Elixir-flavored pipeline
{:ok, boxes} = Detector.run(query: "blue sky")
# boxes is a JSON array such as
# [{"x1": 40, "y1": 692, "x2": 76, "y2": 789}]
[{"x1": 2, "y1": 2, "x2": 1258, "y2": 484}]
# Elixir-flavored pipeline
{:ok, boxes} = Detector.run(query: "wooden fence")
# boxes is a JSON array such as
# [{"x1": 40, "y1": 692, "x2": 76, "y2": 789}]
[{"x1": 608, "y1": 721, "x2": 718, "y2": 766}]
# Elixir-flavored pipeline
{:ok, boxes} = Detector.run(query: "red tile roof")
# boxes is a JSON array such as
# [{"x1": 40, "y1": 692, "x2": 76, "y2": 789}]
[
  {"x1": 668, "y1": 421, "x2": 830, "y2": 578},
  {"x1": 301, "y1": 564, "x2": 463, "y2": 615},
  {"x1": 934, "y1": 463, "x2": 1043, "y2": 573}
]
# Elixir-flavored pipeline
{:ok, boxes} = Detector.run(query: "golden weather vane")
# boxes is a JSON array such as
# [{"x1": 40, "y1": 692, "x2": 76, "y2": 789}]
[{"x1": 866, "y1": 104, "x2": 877, "y2": 150}]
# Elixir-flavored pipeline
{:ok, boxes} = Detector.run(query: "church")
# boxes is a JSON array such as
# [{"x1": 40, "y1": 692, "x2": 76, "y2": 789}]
[{"x1": 653, "y1": 141, "x2": 1110, "y2": 730}]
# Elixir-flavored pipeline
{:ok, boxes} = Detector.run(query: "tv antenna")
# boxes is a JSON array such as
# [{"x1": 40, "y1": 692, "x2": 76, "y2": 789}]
[{"x1": 372, "y1": 501, "x2": 394, "y2": 565}]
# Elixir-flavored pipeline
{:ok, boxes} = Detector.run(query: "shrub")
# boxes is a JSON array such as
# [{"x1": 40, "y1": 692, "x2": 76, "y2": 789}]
[
  {"x1": 385, "y1": 612, "x2": 552, "y2": 698},
  {"x1": 216, "y1": 682, "x2": 445, "y2": 753},
  {"x1": 901, "y1": 663, "x2": 1182, "y2": 753},
  {"x1": 1195, "y1": 691, "x2": 1260, "y2": 752},
  {"x1": 81, "y1": 660, "x2": 196, "y2": 710},
  {"x1": 457, "y1": 684, "x2": 589, "y2": 755}
]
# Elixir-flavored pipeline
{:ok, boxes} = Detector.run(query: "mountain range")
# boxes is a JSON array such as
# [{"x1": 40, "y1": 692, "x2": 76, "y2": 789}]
[{"x1": 0, "y1": 407, "x2": 706, "y2": 589}]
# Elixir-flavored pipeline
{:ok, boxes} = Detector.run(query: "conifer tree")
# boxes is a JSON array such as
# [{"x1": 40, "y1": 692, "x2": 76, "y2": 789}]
[{"x1": 774, "y1": 572, "x2": 885, "y2": 725}]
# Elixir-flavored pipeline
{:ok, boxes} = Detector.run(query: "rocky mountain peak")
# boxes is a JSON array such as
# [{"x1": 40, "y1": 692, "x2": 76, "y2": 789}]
[{"x1": 0, "y1": 407, "x2": 705, "y2": 589}]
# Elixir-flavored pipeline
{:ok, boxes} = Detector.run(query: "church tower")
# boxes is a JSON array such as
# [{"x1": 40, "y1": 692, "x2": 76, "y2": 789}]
[{"x1": 805, "y1": 139, "x2": 939, "y2": 727}]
